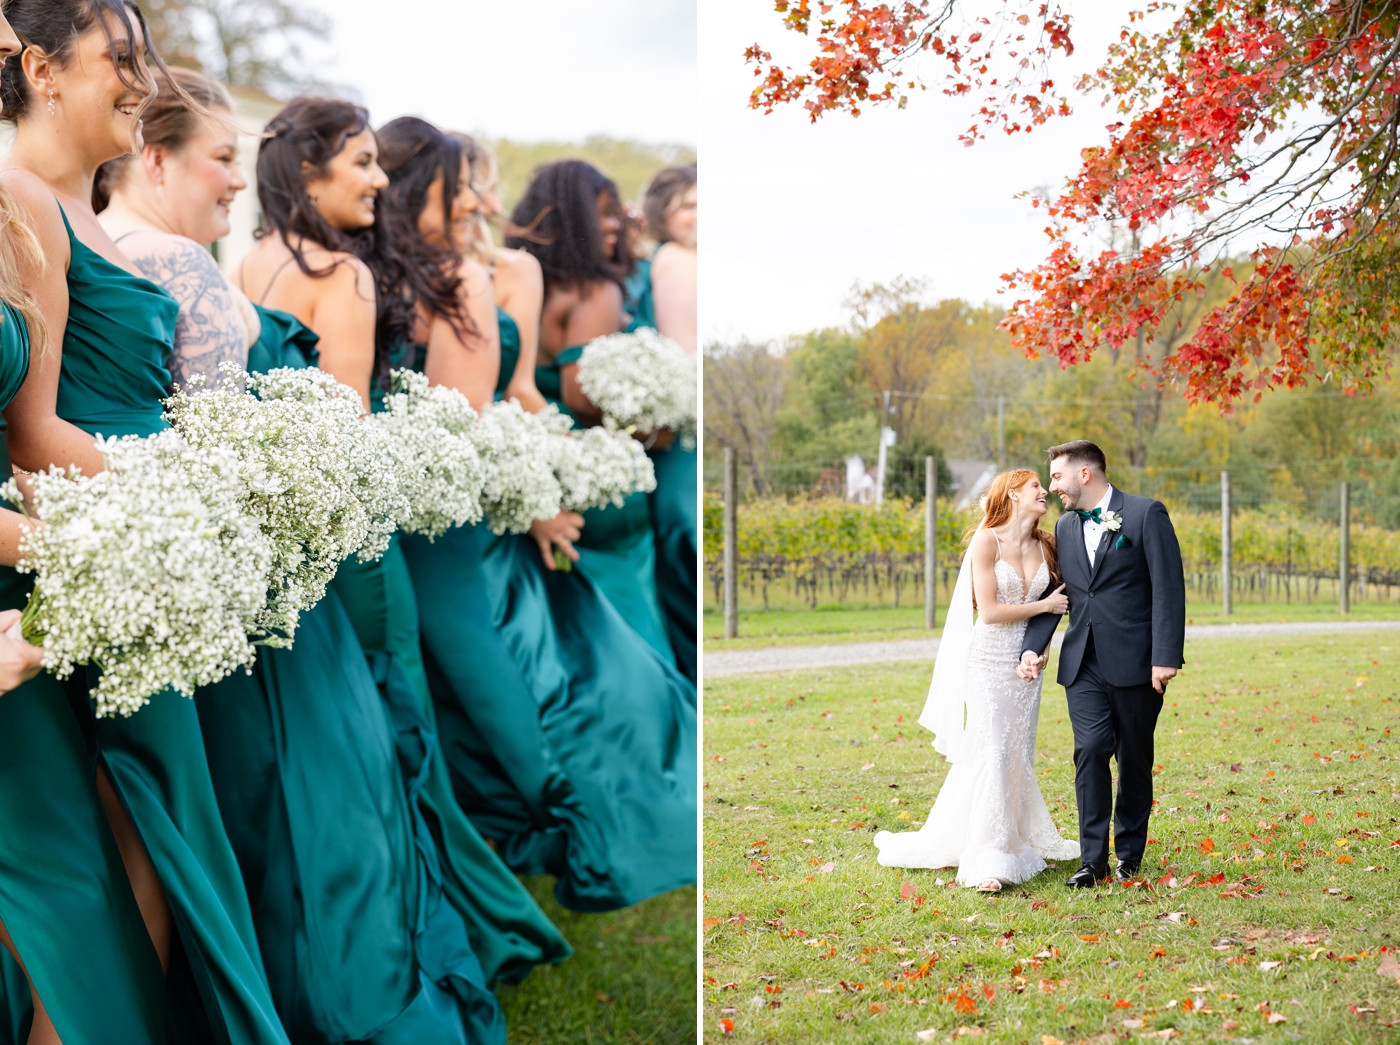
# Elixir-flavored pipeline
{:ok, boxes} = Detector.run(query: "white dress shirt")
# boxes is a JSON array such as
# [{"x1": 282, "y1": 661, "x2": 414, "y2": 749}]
[{"x1": 1082, "y1": 485, "x2": 1114, "y2": 568}]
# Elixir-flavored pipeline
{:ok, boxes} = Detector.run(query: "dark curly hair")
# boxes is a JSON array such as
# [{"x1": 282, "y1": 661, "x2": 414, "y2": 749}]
[
  {"x1": 505, "y1": 159, "x2": 632, "y2": 296},
  {"x1": 0, "y1": 0, "x2": 172, "y2": 137},
  {"x1": 363, "y1": 116, "x2": 473, "y2": 364},
  {"x1": 255, "y1": 96, "x2": 403, "y2": 381}
]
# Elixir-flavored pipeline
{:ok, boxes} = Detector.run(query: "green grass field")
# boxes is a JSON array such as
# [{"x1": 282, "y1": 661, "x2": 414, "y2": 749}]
[
  {"x1": 702, "y1": 633, "x2": 1400, "y2": 1043},
  {"x1": 703, "y1": 598, "x2": 1400, "y2": 652},
  {"x1": 500, "y1": 881, "x2": 696, "y2": 1044}
]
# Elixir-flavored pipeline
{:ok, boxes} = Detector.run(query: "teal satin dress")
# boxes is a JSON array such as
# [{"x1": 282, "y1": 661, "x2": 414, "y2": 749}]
[
  {"x1": 400, "y1": 311, "x2": 697, "y2": 912},
  {"x1": 0, "y1": 298, "x2": 171, "y2": 1045},
  {"x1": 195, "y1": 307, "x2": 430, "y2": 1043},
  {"x1": 52, "y1": 210, "x2": 289, "y2": 1043},
  {"x1": 542, "y1": 344, "x2": 670, "y2": 657},
  {"x1": 622, "y1": 262, "x2": 697, "y2": 680},
  {"x1": 321, "y1": 352, "x2": 569, "y2": 1043}
]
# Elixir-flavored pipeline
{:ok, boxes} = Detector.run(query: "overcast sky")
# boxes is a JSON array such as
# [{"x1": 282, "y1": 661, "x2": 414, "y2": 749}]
[
  {"x1": 699, "y1": 0, "x2": 1135, "y2": 343},
  {"x1": 301, "y1": 0, "x2": 697, "y2": 143}
]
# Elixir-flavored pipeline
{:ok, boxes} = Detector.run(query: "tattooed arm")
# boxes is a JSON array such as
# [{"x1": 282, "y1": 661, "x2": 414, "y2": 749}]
[{"x1": 121, "y1": 233, "x2": 251, "y2": 387}]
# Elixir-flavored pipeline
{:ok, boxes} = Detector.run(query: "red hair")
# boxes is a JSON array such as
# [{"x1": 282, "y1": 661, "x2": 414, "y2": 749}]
[{"x1": 968, "y1": 469, "x2": 1059, "y2": 612}]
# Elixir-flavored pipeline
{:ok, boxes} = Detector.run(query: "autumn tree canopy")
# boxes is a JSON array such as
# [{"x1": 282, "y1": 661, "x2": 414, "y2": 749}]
[{"x1": 747, "y1": 1, "x2": 1400, "y2": 408}]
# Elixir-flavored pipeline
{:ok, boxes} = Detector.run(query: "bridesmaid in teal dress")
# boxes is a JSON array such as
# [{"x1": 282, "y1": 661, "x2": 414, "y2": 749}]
[
  {"x1": 506, "y1": 160, "x2": 674, "y2": 658},
  {"x1": 0, "y1": 163, "x2": 168, "y2": 1045},
  {"x1": 1, "y1": 4, "x2": 288, "y2": 1041},
  {"x1": 632, "y1": 165, "x2": 698, "y2": 682},
  {"x1": 236, "y1": 98, "x2": 566, "y2": 1043},
  {"x1": 378, "y1": 121, "x2": 696, "y2": 912}
]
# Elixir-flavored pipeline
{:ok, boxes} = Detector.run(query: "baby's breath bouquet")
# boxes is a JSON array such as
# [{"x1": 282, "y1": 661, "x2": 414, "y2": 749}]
[
  {"x1": 165, "y1": 364, "x2": 406, "y2": 641},
  {"x1": 7, "y1": 431, "x2": 273, "y2": 717},
  {"x1": 373, "y1": 369, "x2": 485, "y2": 540},
  {"x1": 472, "y1": 399, "x2": 563, "y2": 535},
  {"x1": 538, "y1": 406, "x2": 656, "y2": 513},
  {"x1": 575, "y1": 329, "x2": 697, "y2": 438}
]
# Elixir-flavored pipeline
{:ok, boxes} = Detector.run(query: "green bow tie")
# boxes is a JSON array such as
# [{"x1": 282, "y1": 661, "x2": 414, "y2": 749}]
[{"x1": 1075, "y1": 508, "x2": 1103, "y2": 523}]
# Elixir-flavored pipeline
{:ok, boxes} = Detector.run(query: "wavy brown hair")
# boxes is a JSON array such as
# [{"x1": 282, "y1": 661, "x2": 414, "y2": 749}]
[{"x1": 968, "y1": 468, "x2": 1059, "y2": 613}]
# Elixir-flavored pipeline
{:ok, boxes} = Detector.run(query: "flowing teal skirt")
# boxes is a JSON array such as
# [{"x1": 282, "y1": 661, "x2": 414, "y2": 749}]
[
  {"x1": 195, "y1": 590, "x2": 423, "y2": 1043},
  {"x1": 0, "y1": 574, "x2": 170, "y2": 1045},
  {"x1": 401, "y1": 522, "x2": 697, "y2": 913},
  {"x1": 331, "y1": 537, "x2": 568, "y2": 1041},
  {"x1": 575, "y1": 492, "x2": 671, "y2": 660},
  {"x1": 649, "y1": 440, "x2": 697, "y2": 682}
]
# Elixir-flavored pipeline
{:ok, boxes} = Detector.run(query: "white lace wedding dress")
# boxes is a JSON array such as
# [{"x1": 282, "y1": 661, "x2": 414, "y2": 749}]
[{"x1": 874, "y1": 550, "x2": 1080, "y2": 885}]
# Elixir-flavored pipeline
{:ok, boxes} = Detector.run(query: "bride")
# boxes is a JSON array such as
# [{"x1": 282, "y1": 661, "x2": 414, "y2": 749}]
[{"x1": 874, "y1": 468, "x2": 1081, "y2": 891}]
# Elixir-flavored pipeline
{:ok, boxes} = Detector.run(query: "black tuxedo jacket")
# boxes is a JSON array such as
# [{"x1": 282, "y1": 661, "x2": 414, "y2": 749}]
[{"x1": 1022, "y1": 487, "x2": 1186, "y2": 688}]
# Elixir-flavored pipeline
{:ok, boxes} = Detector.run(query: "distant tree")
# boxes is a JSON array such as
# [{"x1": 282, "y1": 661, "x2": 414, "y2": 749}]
[
  {"x1": 139, "y1": 0, "x2": 332, "y2": 96},
  {"x1": 704, "y1": 339, "x2": 789, "y2": 496},
  {"x1": 489, "y1": 137, "x2": 698, "y2": 213}
]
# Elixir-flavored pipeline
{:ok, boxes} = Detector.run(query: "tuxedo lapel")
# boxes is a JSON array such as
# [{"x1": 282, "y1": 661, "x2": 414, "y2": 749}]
[{"x1": 1087, "y1": 486, "x2": 1126, "y2": 587}]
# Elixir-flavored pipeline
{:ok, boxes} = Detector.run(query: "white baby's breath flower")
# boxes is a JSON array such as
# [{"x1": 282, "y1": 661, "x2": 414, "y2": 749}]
[
  {"x1": 536, "y1": 406, "x2": 656, "y2": 512},
  {"x1": 473, "y1": 399, "x2": 563, "y2": 534},
  {"x1": 575, "y1": 329, "x2": 697, "y2": 437},
  {"x1": 164, "y1": 364, "x2": 405, "y2": 641},
  {"x1": 373, "y1": 369, "x2": 485, "y2": 539},
  {"x1": 13, "y1": 431, "x2": 272, "y2": 717}
]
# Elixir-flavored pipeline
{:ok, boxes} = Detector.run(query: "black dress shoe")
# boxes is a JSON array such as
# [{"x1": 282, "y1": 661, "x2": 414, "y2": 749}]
[
  {"x1": 1114, "y1": 862, "x2": 1141, "y2": 882},
  {"x1": 1065, "y1": 864, "x2": 1106, "y2": 888}
]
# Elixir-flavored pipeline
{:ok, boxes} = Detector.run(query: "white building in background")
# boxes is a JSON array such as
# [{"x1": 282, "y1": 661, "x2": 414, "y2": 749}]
[{"x1": 213, "y1": 85, "x2": 284, "y2": 276}]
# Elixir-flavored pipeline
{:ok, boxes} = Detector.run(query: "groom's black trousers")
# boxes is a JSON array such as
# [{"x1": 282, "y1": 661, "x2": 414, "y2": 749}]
[{"x1": 1065, "y1": 633, "x2": 1163, "y2": 868}]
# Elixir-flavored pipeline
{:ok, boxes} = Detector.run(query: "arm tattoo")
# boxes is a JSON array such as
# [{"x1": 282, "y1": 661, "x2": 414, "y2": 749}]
[{"x1": 126, "y1": 238, "x2": 250, "y2": 388}]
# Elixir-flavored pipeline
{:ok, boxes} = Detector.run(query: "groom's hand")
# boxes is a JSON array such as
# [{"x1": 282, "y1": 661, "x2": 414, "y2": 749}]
[{"x1": 1151, "y1": 665, "x2": 1178, "y2": 693}]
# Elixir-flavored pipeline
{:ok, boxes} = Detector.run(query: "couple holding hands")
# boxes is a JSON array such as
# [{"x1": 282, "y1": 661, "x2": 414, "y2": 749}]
[{"x1": 875, "y1": 440, "x2": 1186, "y2": 893}]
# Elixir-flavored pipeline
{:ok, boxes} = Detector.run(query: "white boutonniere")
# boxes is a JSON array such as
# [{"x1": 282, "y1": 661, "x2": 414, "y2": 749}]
[{"x1": 1102, "y1": 509, "x2": 1123, "y2": 532}]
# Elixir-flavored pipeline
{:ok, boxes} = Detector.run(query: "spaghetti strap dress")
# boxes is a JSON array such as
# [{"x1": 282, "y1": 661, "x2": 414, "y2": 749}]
[
  {"x1": 400, "y1": 312, "x2": 697, "y2": 912},
  {"x1": 0, "y1": 297, "x2": 171, "y2": 1045},
  {"x1": 51, "y1": 208, "x2": 289, "y2": 1044}
]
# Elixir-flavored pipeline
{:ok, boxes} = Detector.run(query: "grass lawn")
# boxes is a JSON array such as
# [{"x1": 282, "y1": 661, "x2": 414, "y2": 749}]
[
  {"x1": 702, "y1": 633, "x2": 1400, "y2": 1043},
  {"x1": 499, "y1": 880, "x2": 697, "y2": 1044},
  {"x1": 703, "y1": 599, "x2": 1400, "y2": 652}
]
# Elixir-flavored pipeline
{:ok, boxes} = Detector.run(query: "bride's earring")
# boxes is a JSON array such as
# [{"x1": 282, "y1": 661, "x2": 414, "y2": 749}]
[{"x1": 46, "y1": 89, "x2": 56, "y2": 116}]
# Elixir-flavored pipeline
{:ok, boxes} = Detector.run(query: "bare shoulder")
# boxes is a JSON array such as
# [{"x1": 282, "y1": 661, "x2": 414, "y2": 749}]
[
  {"x1": 0, "y1": 170, "x2": 67, "y2": 245},
  {"x1": 456, "y1": 255, "x2": 490, "y2": 291},
  {"x1": 651, "y1": 242, "x2": 694, "y2": 277},
  {"x1": 122, "y1": 231, "x2": 219, "y2": 271},
  {"x1": 969, "y1": 528, "x2": 997, "y2": 558},
  {"x1": 495, "y1": 246, "x2": 540, "y2": 281}
]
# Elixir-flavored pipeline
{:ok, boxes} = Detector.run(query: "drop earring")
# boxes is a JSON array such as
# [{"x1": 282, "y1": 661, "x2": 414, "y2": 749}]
[{"x1": 46, "y1": 89, "x2": 55, "y2": 116}]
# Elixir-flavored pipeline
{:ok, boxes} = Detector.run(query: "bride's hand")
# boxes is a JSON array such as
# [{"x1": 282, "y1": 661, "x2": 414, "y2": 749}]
[
  {"x1": 0, "y1": 609, "x2": 42, "y2": 693},
  {"x1": 1040, "y1": 583, "x2": 1069, "y2": 614}
]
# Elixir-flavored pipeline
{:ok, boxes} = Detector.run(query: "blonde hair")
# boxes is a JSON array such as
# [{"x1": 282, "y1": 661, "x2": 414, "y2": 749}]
[
  {"x1": 0, "y1": 185, "x2": 47, "y2": 360},
  {"x1": 968, "y1": 468, "x2": 1059, "y2": 612},
  {"x1": 453, "y1": 132, "x2": 502, "y2": 267}
]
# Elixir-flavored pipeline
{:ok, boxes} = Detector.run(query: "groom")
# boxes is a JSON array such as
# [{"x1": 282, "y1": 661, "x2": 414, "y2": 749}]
[{"x1": 1018, "y1": 440, "x2": 1185, "y2": 888}]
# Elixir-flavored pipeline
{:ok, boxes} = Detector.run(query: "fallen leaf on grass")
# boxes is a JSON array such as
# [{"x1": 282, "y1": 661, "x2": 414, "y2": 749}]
[
  {"x1": 1041, "y1": 1036, "x2": 1064, "y2": 1045},
  {"x1": 900, "y1": 880, "x2": 916, "y2": 899},
  {"x1": 1221, "y1": 1019, "x2": 1239, "y2": 1030},
  {"x1": 861, "y1": 763, "x2": 875, "y2": 771},
  {"x1": 1337, "y1": 855, "x2": 1355, "y2": 864},
  {"x1": 819, "y1": 862, "x2": 834, "y2": 874},
  {"x1": 718, "y1": 1017, "x2": 734, "y2": 1035},
  {"x1": 594, "y1": 991, "x2": 613, "y2": 1003},
  {"x1": 1378, "y1": 954, "x2": 1400, "y2": 981},
  {"x1": 1266, "y1": 1011, "x2": 1288, "y2": 1024},
  {"x1": 1159, "y1": 911, "x2": 1186, "y2": 923},
  {"x1": 1122, "y1": 1018, "x2": 1144, "y2": 1029},
  {"x1": 1200, "y1": 838, "x2": 1215, "y2": 854},
  {"x1": 1079, "y1": 933, "x2": 1101, "y2": 942},
  {"x1": 915, "y1": 1032, "x2": 939, "y2": 1043},
  {"x1": 1259, "y1": 961, "x2": 1282, "y2": 971}
]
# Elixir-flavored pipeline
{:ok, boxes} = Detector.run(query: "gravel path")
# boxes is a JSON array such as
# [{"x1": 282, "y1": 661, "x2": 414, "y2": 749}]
[{"x1": 703, "y1": 619, "x2": 1400, "y2": 678}]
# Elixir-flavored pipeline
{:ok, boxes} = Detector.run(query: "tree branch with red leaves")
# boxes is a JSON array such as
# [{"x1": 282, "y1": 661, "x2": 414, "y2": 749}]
[{"x1": 751, "y1": 0, "x2": 1400, "y2": 408}]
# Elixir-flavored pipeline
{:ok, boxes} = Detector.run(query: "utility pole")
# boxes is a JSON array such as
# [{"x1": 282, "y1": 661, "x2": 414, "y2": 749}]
[
  {"x1": 925, "y1": 455, "x2": 937, "y2": 629},
  {"x1": 1220, "y1": 471, "x2": 1232, "y2": 616},
  {"x1": 874, "y1": 390, "x2": 895, "y2": 506},
  {"x1": 1340, "y1": 481, "x2": 1351, "y2": 615},
  {"x1": 997, "y1": 395, "x2": 1006, "y2": 470},
  {"x1": 723, "y1": 447, "x2": 738, "y2": 638}
]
